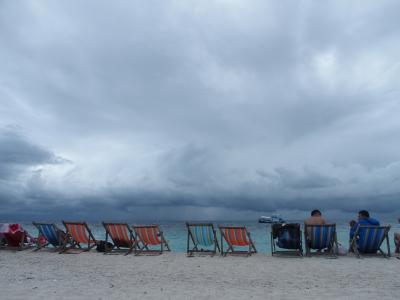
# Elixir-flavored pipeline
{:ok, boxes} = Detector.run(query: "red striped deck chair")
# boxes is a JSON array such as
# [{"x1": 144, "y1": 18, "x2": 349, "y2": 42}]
[
  {"x1": 102, "y1": 222, "x2": 137, "y2": 255},
  {"x1": 219, "y1": 225, "x2": 257, "y2": 256},
  {"x1": 61, "y1": 221, "x2": 97, "y2": 253},
  {"x1": 132, "y1": 225, "x2": 170, "y2": 255}
]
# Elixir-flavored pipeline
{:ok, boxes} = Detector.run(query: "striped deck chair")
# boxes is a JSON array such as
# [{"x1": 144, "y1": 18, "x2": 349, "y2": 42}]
[
  {"x1": 186, "y1": 223, "x2": 220, "y2": 256},
  {"x1": 350, "y1": 225, "x2": 391, "y2": 258},
  {"x1": 61, "y1": 221, "x2": 97, "y2": 253},
  {"x1": 219, "y1": 225, "x2": 257, "y2": 256},
  {"x1": 304, "y1": 224, "x2": 338, "y2": 256},
  {"x1": 102, "y1": 222, "x2": 137, "y2": 255},
  {"x1": 271, "y1": 223, "x2": 303, "y2": 256},
  {"x1": 132, "y1": 225, "x2": 170, "y2": 255},
  {"x1": 32, "y1": 222, "x2": 66, "y2": 251}
]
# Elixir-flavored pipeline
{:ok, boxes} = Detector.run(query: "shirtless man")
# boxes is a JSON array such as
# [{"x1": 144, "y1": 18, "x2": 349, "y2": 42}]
[
  {"x1": 304, "y1": 209, "x2": 327, "y2": 249},
  {"x1": 304, "y1": 209, "x2": 326, "y2": 226}
]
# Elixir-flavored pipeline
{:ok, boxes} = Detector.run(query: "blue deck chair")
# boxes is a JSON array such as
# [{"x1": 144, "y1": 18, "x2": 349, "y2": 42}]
[
  {"x1": 350, "y1": 225, "x2": 391, "y2": 258},
  {"x1": 186, "y1": 223, "x2": 220, "y2": 256},
  {"x1": 271, "y1": 223, "x2": 303, "y2": 256},
  {"x1": 304, "y1": 224, "x2": 338, "y2": 256},
  {"x1": 33, "y1": 222, "x2": 66, "y2": 251}
]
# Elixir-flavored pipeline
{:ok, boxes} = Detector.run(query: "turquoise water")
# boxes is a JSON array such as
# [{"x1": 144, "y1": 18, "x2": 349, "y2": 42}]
[{"x1": 19, "y1": 220, "x2": 399, "y2": 253}]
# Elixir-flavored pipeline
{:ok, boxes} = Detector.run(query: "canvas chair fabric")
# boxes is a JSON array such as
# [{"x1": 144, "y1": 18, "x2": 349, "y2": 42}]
[
  {"x1": 271, "y1": 223, "x2": 303, "y2": 256},
  {"x1": 61, "y1": 221, "x2": 97, "y2": 253},
  {"x1": 304, "y1": 224, "x2": 338, "y2": 256},
  {"x1": 350, "y1": 225, "x2": 391, "y2": 257},
  {"x1": 132, "y1": 225, "x2": 170, "y2": 255},
  {"x1": 186, "y1": 223, "x2": 220, "y2": 255},
  {"x1": 32, "y1": 222, "x2": 66, "y2": 250},
  {"x1": 102, "y1": 222, "x2": 137, "y2": 254},
  {"x1": 219, "y1": 225, "x2": 257, "y2": 256}
]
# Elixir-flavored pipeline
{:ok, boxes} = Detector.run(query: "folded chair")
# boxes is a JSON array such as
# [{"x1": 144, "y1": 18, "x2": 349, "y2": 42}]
[
  {"x1": 61, "y1": 221, "x2": 97, "y2": 253},
  {"x1": 102, "y1": 222, "x2": 138, "y2": 255},
  {"x1": 186, "y1": 222, "x2": 220, "y2": 256},
  {"x1": 271, "y1": 223, "x2": 303, "y2": 256},
  {"x1": 350, "y1": 225, "x2": 391, "y2": 258},
  {"x1": 219, "y1": 225, "x2": 257, "y2": 256},
  {"x1": 32, "y1": 222, "x2": 66, "y2": 251},
  {"x1": 132, "y1": 225, "x2": 170, "y2": 255},
  {"x1": 304, "y1": 224, "x2": 338, "y2": 257},
  {"x1": 0, "y1": 224, "x2": 33, "y2": 250}
]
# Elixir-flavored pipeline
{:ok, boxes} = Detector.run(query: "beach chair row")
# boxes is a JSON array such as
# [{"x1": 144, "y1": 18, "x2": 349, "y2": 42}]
[
  {"x1": 2, "y1": 222, "x2": 392, "y2": 258},
  {"x1": 30, "y1": 222, "x2": 256, "y2": 256},
  {"x1": 32, "y1": 221, "x2": 170, "y2": 255},
  {"x1": 270, "y1": 223, "x2": 391, "y2": 258}
]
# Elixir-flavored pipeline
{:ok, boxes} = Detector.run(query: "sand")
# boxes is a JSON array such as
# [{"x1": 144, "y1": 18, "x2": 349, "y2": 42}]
[{"x1": 0, "y1": 250, "x2": 399, "y2": 300}]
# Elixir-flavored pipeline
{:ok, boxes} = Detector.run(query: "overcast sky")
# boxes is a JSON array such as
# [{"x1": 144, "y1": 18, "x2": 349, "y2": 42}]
[{"x1": 1, "y1": 0, "x2": 400, "y2": 221}]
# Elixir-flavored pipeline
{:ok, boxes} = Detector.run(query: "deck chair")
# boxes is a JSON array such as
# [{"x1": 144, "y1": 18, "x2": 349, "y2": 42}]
[
  {"x1": 304, "y1": 224, "x2": 338, "y2": 256},
  {"x1": 219, "y1": 225, "x2": 257, "y2": 256},
  {"x1": 186, "y1": 223, "x2": 220, "y2": 256},
  {"x1": 102, "y1": 222, "x2": 138, "y2": 255},
  {"x1": 132, "y1": 225, "x2": 170, "y2": 255},
  {"x1": 32, "y1": 222, "x2": 66, "y2": 251},
  {"x1": 0, "y1": 224, "x2": 33, "y2": 250},
  {"x1": 271, "y1": 223, "x2": 303, "y2": 256},
  {"x1": 61, "y1": 221, "x2": 97, "y2": 253},
  {"x1": 350, "y1": 225, "x2": 391, "y2": 258}
]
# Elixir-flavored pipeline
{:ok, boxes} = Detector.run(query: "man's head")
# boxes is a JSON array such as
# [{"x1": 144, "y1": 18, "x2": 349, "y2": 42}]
[
  {"x1": 358, "y1": 210, "x2": 370, "y2": 219},
  {"x1": 311, "y1": 209, "x2": 322, "y2": 217}
]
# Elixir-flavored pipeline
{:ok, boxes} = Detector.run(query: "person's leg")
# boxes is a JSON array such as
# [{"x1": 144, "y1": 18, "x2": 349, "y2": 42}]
[{"x1": 394, "y1": 232, "x2": 400, "y2": 254}]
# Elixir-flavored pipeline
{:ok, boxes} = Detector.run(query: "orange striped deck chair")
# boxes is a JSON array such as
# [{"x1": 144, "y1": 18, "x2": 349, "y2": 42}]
[
  {"x1": 132, "y1": 225, "x2": 170, "y2": 255},
  {"x1": 219, "y1": 225, "x2": 257, "y2": 256},
  {"x1": 102, "y1": 222, "x2": 137, "y2": 255},
  {"x1": 61, "y1": 221, "x2": 97, "y2": 253}
]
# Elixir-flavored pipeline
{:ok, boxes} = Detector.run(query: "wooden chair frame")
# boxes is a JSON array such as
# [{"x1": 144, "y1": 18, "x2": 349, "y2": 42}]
[
  {"x1": 304, "y1": 224, "x2": 338, "y2": 257},
  {"x1": 102, "y1": 222, "x2": 138, "y2": 255},
  {"x1": 349, "y1": 225, "x2": 391, "y2": 258},
  {"x1": 271, "y1": 223, "x2": 303, "y2": 256},
  {"x1": 32, "y1": 222, "x2": 67, "y2": 251},
  {"x1": 219, "y1": 225, "x2": 257, "y2": 256},
  {"x1": 132, "y1": 225, "x2": 170, "y2": 255},
  {"x1": 61, "y1": 221, "x2": 97, "y2": 253},
  {"x1": 186, "y1": 222, "x2": 220, "y2": 256}
]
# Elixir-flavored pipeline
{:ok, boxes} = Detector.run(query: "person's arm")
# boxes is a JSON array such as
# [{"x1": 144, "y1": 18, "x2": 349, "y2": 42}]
[{"x1": 349, "y1": 222, "x2": 358, "y2": 239}]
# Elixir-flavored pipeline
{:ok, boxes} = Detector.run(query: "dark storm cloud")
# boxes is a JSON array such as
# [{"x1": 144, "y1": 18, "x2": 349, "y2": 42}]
[{"x1": 1, "y1": 1, "x2": 400, "y2": 220}]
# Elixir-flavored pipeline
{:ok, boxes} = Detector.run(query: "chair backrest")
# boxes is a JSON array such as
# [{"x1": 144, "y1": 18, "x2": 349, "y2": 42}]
[
  {"x1": 34, "y1": 223, "x2": 62, "y2": 247},
  {"x1": 356, "y1": 225, "x2": 390, "y2": 253},
  {"x1": 134, "y1": 225, "x2": 161, "y2": 245},
  {"x1": 273, "y1": 223, "x2": 301, "y2": 249},
  {"x1": 188, "y1": 223, "x2": 215, "y2": 246},
  {"x1": 307, "y1": 224, "x2": 335, "y2": 250},
  {"x1": 63, "y1": 222, "x2": 92, "y2": 244},
  {"x1": 103, "y1": 223, "x2": 132, "y2": 247},
  {"x1": 220, "y1": 226, "x2": 250, "y2": 246}
]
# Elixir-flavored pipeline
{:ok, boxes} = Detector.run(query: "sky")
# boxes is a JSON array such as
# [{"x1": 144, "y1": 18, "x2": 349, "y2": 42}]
[{"x1": 1, "y1": 0, "x2": 400, "y2": 221}]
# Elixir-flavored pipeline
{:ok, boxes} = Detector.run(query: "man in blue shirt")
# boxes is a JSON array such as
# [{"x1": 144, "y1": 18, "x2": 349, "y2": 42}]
[{"x1": 349, "y1": 210, "x2": 380, "y2": 240}]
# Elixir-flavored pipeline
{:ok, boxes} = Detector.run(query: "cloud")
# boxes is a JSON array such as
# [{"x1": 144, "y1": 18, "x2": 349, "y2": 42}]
[{"x1": 1, "y1": 1, "x2": 400, "y2": 220}]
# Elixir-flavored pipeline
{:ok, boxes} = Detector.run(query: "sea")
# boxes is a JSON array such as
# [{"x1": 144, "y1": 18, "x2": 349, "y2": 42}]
[{"x1": 18, "y1": 219, "x2": 400, "y2": 253}]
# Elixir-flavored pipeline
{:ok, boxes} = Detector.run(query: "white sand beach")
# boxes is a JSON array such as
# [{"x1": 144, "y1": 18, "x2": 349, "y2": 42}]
[{"x1": 0, "y1": 251, "x2": 399, "y2": 300}]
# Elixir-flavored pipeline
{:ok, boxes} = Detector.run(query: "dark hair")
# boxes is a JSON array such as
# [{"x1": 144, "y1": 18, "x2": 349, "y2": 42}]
[
  {"x1": 311, "y1": 209, "x2": 321, "y2": 216},
  {"x1": 358, "y1": 210, "x2": 370, "y2": 218}
]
